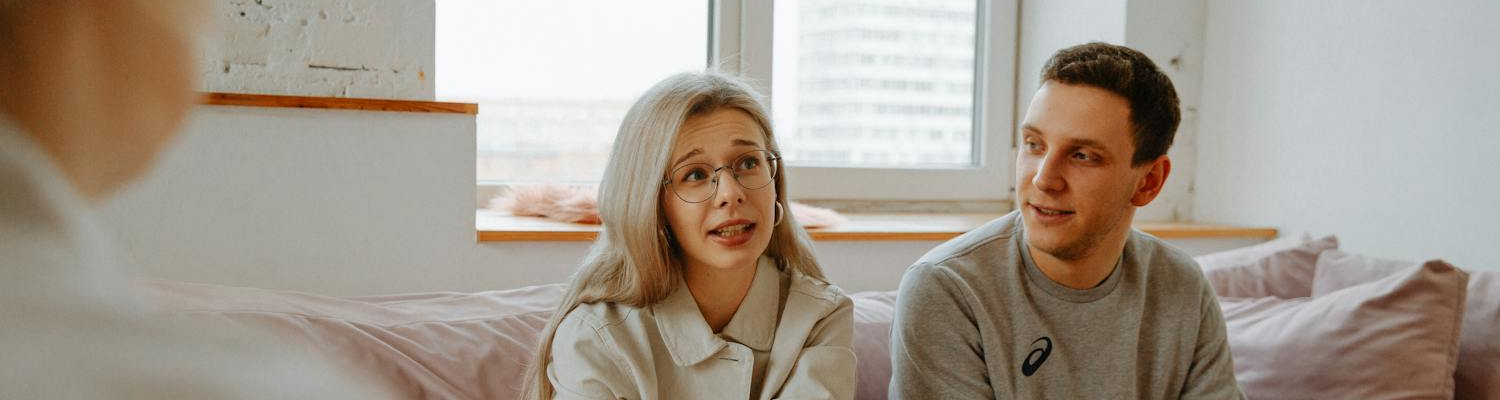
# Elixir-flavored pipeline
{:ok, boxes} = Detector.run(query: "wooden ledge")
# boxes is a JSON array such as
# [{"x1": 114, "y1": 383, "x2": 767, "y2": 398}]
[
  {"x1": 477, "y1": 211, "x2": 1278, "y2": 242},
  {"x1": 200, "y1": 92, "x2": 478, "y2": 115}
]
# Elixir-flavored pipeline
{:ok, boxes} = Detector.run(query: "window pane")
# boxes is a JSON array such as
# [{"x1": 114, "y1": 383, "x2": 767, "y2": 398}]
[
  {"x1": 773, "y1": 0, "x2": 979, "y2": 168},
  {"x1": 437, "y1": 1, "x2": 709, "y2": 182}
]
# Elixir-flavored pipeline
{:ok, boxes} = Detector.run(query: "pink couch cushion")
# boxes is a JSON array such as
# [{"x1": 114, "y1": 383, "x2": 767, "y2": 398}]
[
  {"x1": 1220, "y1": 259, "x2": 1467, "y2": 399},
  {"x1": 1197, "y1": 235, "x2": 1338, "y2": 299},
  {"x1": 145, "y1": 280, "x2": 562, "y2": 400},
  {"x1": 144, "y1": 281, "x2": 901, "y2": 400},
  {"x1": 850, "y1": 291, "x2": 896, "y2": 400},
  {"x1": 1311, "y1": 251, "x2": 1499, "y2": 400}
]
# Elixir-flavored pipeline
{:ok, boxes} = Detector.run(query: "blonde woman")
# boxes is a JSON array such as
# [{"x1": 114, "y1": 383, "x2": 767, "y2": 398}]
[{"x1": 523, "y1": 72, "x2": 855, "y2": 400}]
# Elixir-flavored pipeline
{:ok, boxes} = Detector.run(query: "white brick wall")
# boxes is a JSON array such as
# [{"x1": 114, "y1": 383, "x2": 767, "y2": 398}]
[{"x1": 198, "y1": 0, "x2": 435, "y2": 101}]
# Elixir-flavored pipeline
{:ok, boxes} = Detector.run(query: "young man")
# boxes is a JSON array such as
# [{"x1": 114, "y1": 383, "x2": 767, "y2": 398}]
[
  {"x1": 889, "y1": 42, "x2": 1243, "y2": 399},
  {"x1": 0, "y1": 1, "x2": 393, "y2": 397}
]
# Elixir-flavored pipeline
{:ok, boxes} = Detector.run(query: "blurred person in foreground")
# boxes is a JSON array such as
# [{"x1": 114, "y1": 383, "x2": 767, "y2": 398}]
[{"x1": 0, "y1": 0, "x2": 395, "y2": 397}]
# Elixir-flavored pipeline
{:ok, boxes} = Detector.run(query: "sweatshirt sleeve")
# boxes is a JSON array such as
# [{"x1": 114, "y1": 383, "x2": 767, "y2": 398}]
[
  {"x1": 1178, "y1": 282, "x2": 1246, "y2": 400},
  {"x1": 888, "y1": 263, "x2": 993, "y2": 400}
]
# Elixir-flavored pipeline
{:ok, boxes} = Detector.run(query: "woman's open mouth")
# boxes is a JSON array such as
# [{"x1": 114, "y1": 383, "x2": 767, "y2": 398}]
[{"x1": 708, "y1": 221, "x2": 757, "y2": 246}]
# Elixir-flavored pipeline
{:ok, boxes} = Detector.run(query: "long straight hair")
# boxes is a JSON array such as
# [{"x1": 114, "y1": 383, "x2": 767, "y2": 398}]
[{"x1": 522, "y1": 71, "x2": 826, "y2": 399}]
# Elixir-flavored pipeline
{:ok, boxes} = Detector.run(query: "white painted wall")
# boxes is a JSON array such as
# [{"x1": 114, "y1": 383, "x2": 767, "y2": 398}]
[
  {"x1": 199, "y1": 0, "x2": 435, "y2": 100},
  {"x1": 1196, "y1": 1, "x2": 1500, "y2": 270}
]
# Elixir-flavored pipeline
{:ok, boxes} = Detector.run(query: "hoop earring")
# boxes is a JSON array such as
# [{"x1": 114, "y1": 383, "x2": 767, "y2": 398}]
[{"x1": 774, "y1": 202, "x2": 785, "y2": 227}]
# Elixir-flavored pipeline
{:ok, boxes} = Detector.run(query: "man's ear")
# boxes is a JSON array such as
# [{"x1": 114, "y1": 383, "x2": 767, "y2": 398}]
[{"x1": 1130, "y1": 155, "x2": 1171, "y2": 207}]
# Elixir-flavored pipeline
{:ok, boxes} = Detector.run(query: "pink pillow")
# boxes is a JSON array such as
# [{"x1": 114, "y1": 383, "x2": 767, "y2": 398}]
[
  {"x1": 1312, "y1": 251, "x2": 1499, "y2": 400},
  {"x1": 850, "y1": 291, "x2": 896, "y2": 400},
  {"x1": 1194, "y1": 232, "x2": 1311, "y2": 268},
  {"x1": 145, "y1": 280, "x2": 562, "y2": 400},
  {"x1": 1219, "y1": 259, "x2": 1467, "y2": 400},
  {"x1": 1197, "y1": 235, "x2": 1338, "y2": 299}
]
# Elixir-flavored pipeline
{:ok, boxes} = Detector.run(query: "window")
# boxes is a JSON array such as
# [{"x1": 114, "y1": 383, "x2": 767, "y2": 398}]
[
  {"x1": 437, "y1": 0, "x2": 709, "y2": 183},
  {"x1": 443, "y1": 0, "x2": 1017, "y2": 203},
  {"x1": 740, "y1": 0, "x2": 1018, "y2": 200}
]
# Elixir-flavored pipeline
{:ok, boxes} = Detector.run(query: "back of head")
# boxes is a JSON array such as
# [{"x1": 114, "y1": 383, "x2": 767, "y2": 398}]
[
  {"x1": 523, "y1": 71, "x2": 825, "y2": 399},
  {"x1": 0, "y1": 0, "x2": 208, "y2": 201},
  {"x1": 1041, "y1": 42, "x2": 1181, "y2": 166}
]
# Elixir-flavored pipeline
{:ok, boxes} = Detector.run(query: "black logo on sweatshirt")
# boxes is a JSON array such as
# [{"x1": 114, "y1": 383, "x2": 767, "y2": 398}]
[{"x1": 1021, "y1": 337, "x2": 1052, "y2": 377}]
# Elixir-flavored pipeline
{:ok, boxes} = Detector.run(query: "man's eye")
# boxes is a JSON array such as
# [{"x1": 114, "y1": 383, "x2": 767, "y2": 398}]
[{"x1": 1072, "y1": 152, "x2": 1093, "y2": 161}]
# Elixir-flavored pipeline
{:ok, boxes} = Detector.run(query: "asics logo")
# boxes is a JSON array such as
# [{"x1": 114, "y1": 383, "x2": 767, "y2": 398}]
[{"x1": 1021, "y1": 336, "x2": 1052, "y2": 377}]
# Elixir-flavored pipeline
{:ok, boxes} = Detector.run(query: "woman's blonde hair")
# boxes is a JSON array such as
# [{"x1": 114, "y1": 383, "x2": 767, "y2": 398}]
[{"x1": 522, "y1": 71, "x2": 825, "y2": 399}]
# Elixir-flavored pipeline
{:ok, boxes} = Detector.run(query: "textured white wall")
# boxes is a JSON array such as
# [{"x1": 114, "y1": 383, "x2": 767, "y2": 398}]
[
  {"x1": 198, "y1": 0, "x2": 435, "y2": 100},
  {"x1": 1196, "y1": 0, "x2": 1500, "y2": 270},
  {"x1": 1124, "y1": 0, "x2": 1206, "y2": 222}
]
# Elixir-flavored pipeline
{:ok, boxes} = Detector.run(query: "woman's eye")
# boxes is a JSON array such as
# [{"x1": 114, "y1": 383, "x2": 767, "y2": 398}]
[
  {"x1": 682, "y1": 168, "x2": 709, "y2": 182},
  {"x1": 1024, "y1": 141, "x2": 1041, "y2": 151},
  {"x1": 737, "y1": 157, "x2": 761, "y2": 170}
]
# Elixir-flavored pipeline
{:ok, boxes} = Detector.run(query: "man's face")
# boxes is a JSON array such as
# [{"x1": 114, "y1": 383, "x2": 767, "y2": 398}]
[{"x1": 1016, "y1": 81, "x2": 1165, "y2": 261}]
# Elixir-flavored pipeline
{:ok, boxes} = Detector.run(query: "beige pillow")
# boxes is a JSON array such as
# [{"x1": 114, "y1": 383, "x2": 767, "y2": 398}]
[
  {"x1": 1312, "y1": 251, "x2": 1499, "y2": 400},
  {"x1": 1198, "y1": 235, "x2": 1338, "y2": 299},
  {"x1": 1220, "y1": 259, "x2": 1467, "y2": 399}
]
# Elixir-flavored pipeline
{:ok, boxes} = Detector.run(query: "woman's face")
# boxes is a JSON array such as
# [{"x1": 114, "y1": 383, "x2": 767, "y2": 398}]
[{"x1": 661, "y1": 108, "x2": 779, "y2": 274}]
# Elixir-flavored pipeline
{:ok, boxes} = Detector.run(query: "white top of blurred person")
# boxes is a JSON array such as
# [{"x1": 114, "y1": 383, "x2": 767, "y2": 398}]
[{"x1": 0, "y1": 1, "x2": 397, "y2": 398}]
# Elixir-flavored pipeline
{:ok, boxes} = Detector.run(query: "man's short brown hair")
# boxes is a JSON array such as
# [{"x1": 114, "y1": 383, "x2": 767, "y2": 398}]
[{"x1": 1042, "y1": 42, "x2": 1180, "y2": 166}]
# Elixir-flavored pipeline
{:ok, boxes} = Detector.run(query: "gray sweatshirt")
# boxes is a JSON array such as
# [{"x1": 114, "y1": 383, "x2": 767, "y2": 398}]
[{"x1": 889, "y1": 212, "x2": 1243, "y2": 399}]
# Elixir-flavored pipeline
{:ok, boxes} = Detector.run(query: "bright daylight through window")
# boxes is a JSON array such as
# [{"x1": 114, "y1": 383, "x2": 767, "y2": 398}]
[{"x1": 439, "y1": 0, "x2": 984, "y2": 186}]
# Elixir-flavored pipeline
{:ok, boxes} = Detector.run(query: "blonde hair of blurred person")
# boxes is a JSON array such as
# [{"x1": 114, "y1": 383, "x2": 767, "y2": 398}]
[
  {"x1": 0, "y1": 1, "x2": 395, "y2": 398},
  {"x1": 0, "y1": 0, "x2": 204, "y2": 201},
  {"x1": 524, "y1": 71, "x2": 837, "y2": 399}
]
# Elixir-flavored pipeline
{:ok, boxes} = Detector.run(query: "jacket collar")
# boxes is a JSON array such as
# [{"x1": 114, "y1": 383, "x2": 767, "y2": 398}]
[{"x1": 654, "y1": 256, "x2": 782, "y2": 366}]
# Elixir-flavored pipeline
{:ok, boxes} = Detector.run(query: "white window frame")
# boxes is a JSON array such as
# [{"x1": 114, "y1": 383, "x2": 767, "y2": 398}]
[
  {"x1": 720, "y1": 0, "x2": 1020, "y2": 201},
  {"x1": 474, "y1": 0, "x2": 1019, "y2": 206}
]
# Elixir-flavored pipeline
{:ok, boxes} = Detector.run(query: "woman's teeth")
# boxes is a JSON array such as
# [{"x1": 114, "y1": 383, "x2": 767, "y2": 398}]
[{"x1": 714, "y1": 224, "x2": 752, "y2": 237}]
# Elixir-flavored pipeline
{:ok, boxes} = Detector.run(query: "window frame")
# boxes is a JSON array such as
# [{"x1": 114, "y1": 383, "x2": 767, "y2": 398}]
[
  {"x1": 474, "y1": 0, "x2": 1021, "y2": 206},
  {"x1": 722, "y1": 0, "x2": 1020, "y2": 201}
]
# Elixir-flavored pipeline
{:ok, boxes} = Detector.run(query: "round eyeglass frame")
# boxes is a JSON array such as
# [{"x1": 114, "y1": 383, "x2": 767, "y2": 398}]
[{"x1": 662, "y1": 149, "x2": 781, "y2": 203}]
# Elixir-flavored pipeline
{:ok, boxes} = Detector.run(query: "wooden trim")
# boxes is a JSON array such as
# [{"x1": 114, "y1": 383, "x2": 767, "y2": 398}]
[
  {"x1": 1131, "y1": 223, "x2": 1280, "y2": 239},
  {"x1": 476, "y1": 211, "x2": 1278, "y2": 242},
  {"x1": 200, "y1": 92, "x2": 478, "y2": 115}
]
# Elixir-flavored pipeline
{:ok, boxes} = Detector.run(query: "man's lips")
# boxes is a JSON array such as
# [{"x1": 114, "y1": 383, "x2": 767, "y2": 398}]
[{"x1": 1027, "y1": 203, "x2": 1075, "y2": 216}]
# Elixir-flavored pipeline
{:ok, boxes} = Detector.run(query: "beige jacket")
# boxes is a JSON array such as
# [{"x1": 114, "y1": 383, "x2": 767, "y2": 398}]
[{"x1": 549, "y1": 257, "x2": 855, "y2": 400}]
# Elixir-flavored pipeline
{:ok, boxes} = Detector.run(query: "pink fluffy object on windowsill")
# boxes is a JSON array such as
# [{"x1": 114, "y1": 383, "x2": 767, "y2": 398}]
[{"x1": 490, "y1": 184, "x2": 848, "y2": 229}]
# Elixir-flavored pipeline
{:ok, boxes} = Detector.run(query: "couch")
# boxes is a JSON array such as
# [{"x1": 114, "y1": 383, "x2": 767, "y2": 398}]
[{"x1": 145, "y1": 234, "x2": 1497, "y2": 400}]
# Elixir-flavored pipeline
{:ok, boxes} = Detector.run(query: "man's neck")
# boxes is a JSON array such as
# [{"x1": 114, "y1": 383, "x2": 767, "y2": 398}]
[{"x1": 1028, "y1": 234, "x2": 1128, "y2": 290}]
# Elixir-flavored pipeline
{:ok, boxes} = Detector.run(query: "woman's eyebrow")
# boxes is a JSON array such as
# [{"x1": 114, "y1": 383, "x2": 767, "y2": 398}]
[
  {"x1": 733, "y1": 138, "x2": 762, "y2": 148},
  {"x1": 673, "y1": 138, "x2": 765, "y2": 166},
  {"x1": 672, "y1": 149, "x2": 702, "y2": 167}
]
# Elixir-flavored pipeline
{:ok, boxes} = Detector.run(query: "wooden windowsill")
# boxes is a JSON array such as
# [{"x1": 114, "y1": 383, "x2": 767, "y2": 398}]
[
  {"x1": 476, "y1": 211, "x2": 1278, "y2": 242},
  {"x1": 200, "y1": 92, "x2": 478, "y2": 114}
]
